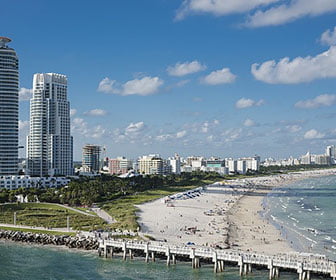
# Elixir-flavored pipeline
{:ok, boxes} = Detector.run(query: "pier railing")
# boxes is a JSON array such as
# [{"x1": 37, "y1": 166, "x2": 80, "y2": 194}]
[{"x1": 98, "y1": 239, "x2": 336, "y2": 280}]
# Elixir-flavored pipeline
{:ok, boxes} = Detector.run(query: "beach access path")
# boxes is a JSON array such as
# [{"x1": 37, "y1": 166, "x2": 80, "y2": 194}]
[{"x1": 91, "y1": 207, "x2": 115, "y2": 224}]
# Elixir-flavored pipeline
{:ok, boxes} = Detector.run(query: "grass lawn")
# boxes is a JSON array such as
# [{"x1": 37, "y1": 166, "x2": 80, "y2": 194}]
[
  {"x1": 0, "y1": 203, "x2": 105, "y2": 231},
  {"x1": 0, "y1": 225, "x2": 76, "y2": 236},
  {"x1": 102, "y1": 185, "x2": 203, "y2": 231}
]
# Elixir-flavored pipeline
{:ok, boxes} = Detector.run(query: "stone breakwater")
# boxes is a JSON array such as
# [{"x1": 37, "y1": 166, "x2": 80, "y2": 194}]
[{"x1": 0, "y1": 230, "x2": 99, "y2": 250}]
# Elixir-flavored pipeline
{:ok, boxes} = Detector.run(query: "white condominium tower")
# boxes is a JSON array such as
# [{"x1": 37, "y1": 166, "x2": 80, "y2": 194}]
[
  {"x1": 27, "y1": 73, "x2": 73, "y2": 176},
  {"x1": 0, "y1": 37, "x2": 18, "y2": 175}
]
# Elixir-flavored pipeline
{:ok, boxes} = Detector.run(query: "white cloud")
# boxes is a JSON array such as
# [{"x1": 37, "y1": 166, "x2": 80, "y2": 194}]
[
  {"x1": 125, "y1": 122, "x2": 146, "y2": 134},
  {"x1": 198, "y1": 120, "x2": 220, "y2": 133},
  {"x1": 167, "y1": 60, "x2": 206, "y2": 76},
  {"x1": 207, "y1": 135, "x2": 214, "y2": 142},
  {"x1": 202, "y1": 68, "x2": 236, "y2": 85},
  {"x1": 236, "y1": 98, "x2": 264, "y2": 109},
  {"x1": 97, "y1": 78, "x2": 120, "y2": 94},
  {"x1": 71, "y1": 118, "x2": 89, "y2": 136},
  {"x1": 243, "y1": 118, "x2": 256, "y2": 127},
  {"x1": 19, "y1": 88, "x2": 33, "y2": 101},
  {"x1": 98, "y1": 76, "x2": 164, "y2": 96},
  {"x1": 70, "y1": 109, "x2": 77, "y2": 117},
  {"x1": 201, "y1": 122, "x2": 209, "y2": 133},
  {"x1": 286, "y1": 125, "x2": 302, "y2": 133},
  {"x1": 84, "y1": 109, "x2": 108, "y2": 116},
  {"x1": 320, "y1": 26, "x2": 336, "y2": 46},
  {"x1": 222, "y1": 128, "x2": 243, "y2": 142},
  {"x1": 155, "y1": 130, "x2": 187, "y2": 141},
  {"x1": 175, "y1": 0, "x2": 278, "y2": 20},
  {"x1": 295, "y1": 94, "x2": 336, "y2": 109},
  {"x1": 123, "y1": 77, "x2": 163, "y2": 95},
  {"x1": 71, "y1": 117, "x2": 108, "y2": 140},
  {"x1": 251, "y1": 46, "x2": 336, "y2": 84},
  {"x1": 91, "y1": 125, "x2": 106, "y2": 139},
  {"x1": 304, "y1": 129, "x2": 325, "y2": 139},
  {"x1": 19, "y1": 120, "x2": 29, "y2": 131},
  {"x1": 176, "y1": 79, "x2": 190, "y2": 87},
  {"x1": 156, "y1": 134, "x2": 173, "y2": 142},
  {"x1": 176, "y1": 130, "x2": 187, "y2": 138},
  {"x1": 246, "y1": 0, "x2": 336, "y2": 28}
]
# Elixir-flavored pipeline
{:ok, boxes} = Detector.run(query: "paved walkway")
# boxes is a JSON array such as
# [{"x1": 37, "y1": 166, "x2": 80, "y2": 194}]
[
  {"x1": 44, "y1": 203, "x2": 96, "y2": 217},
  {"x1": 0, "y1": 223, "x2": 76, "y2": 233},
  {"x1": 91, "y1": 208, "x2": 115, "y2": 224}
]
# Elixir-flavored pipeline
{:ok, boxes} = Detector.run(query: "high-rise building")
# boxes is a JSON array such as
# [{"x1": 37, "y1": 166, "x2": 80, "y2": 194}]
[
  {"x1": 27, "y1": 73, "x2": 73, "y2": 176},
  {"x1": 82, "y1": 144, "x2": 101, "y2": 173},
  {"x1": 326, "y1": 145, "x2": 336, "y2": 164},
  {"x1": 0, "y1": 37, "x2": 18, "y2": 175}
]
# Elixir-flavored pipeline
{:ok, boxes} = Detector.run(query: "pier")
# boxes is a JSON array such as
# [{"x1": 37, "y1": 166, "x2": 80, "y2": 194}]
[{"x1": 98, "y1": 239, "x2": 336, "y2": 279}]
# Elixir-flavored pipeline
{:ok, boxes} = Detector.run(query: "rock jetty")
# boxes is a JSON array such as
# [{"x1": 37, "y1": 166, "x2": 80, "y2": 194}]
[{"x1": 0, "y1": 230, "x2": 98, "y2": 250}]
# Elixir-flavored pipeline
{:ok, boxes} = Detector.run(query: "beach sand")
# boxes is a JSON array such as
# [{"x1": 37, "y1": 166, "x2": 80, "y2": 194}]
[
  {"x1": 226, "y1": 185, "x2": 292, "y2": 255},
  {"x1": 137, "y1": 169, "x2": 336, "y2": 255}
]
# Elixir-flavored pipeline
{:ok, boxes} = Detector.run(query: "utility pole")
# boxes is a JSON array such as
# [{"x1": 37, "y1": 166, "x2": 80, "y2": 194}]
[
  {"x1": 67, "y1": 216, "x2": 70, "y2": 232},
  {"x1": 14, "y1": 212, "x2": 16, "y2": 226}
]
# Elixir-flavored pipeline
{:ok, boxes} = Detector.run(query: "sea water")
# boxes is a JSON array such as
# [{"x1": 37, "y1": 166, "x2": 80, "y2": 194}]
[
  {"x1": 0, "y1": 241, "x2": 301, "y2": 280},
  {"x1": 263, "y1": 175, "x2": 336, "y2": 261}
]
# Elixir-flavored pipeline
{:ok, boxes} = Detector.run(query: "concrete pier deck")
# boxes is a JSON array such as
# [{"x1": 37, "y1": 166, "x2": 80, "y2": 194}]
[{"x1": 98, "y1": 239, "x2": 336, "y2": 279}]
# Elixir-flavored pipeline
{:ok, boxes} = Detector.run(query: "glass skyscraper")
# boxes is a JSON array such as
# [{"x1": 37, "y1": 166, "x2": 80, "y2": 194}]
[
  {"x1": 0, "y1": 37, "x2": 18, "y2": 175},
  {"x1": 27, "y1": 73, "x2": 73, "y2": 176}
]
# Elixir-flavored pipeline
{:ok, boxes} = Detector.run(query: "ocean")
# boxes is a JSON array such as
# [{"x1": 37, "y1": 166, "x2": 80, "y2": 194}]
[
  {"x1": 0, "y1": 242, "x2": 301, "y2": 280},
  {"x1": 0, "y1": 175, "x2": 335, "y2": 279},
  {"x1": 263, "y1": 174, "x2": 336, "y2": 261}
]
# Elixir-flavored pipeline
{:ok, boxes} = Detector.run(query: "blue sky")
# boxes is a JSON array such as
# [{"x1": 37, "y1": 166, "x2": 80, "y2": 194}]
[{"x1": 3, "y1": 0, "x2": 336, "y2": 160}]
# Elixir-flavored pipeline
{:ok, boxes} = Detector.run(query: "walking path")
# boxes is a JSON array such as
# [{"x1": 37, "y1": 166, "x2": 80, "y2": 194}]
[
  {"x1": 91, "y1": 207, "x2": 115, "y2": 224},
  {"x1": 44, "y1": 203, "x2": 96, "y2": 217},
  {"x1": 0, "y1": 223, "x2": 76, "y2": 233}
]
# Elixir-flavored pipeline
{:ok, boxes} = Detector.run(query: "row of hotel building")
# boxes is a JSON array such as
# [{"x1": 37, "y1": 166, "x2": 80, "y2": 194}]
[
  {"x1": 263, "y1": 145, "x2": 336, "y2": 167},
  {"x1": 80, "y1": 144, "x2": 261, "y2": 177}
]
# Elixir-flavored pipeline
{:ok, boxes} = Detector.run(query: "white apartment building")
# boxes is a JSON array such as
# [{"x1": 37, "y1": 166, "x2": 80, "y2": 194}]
[
  {"x1": 237, "y1": 159, "x2": 247, "y2": 174},
  {"x1": 27, "y1": 73, "x2": 73, "y2": 176},
  {"x1": 314, "y1": 154, "x2": 331, "y2": 165},
  {"x1": 240, "y1": 156, "x2": 260, "y2": 172},
  {"x1": 138, "y1": 154, "x2": 164, "y2": 175},
  {"x1": 301, "y1": 152, "x2": 311, "y2": 165},
  {"x1": 226, "y1": 158, "x2": 237, "y2": 174},
  {"x1": 168, "y1": 154, "x2": 181, "y2": 174},
  {"x1": 326, "y1": 145, "x2": 336, "y2": 164},
  {"x1": 0, "y1": 37, "x2": 18, "y2": 175}
]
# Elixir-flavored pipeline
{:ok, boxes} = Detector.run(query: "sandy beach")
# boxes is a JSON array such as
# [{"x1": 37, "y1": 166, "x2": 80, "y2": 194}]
[{"x1": 137, "y1": 168, "x2": 336, "y2": 255}]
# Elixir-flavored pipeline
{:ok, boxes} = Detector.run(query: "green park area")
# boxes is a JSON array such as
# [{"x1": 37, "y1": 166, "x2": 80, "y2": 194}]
[{"x1": 0, "y1": 203, "x2": 105, "y2": 231}]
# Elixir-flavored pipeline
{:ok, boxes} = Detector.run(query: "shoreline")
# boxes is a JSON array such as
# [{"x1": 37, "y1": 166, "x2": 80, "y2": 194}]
[
  {"x1": 232, "y1": 169, "x2": 336, "y2": 254},
  {"x1": 137, "y1": 168, "x2": 336, "y2": 255}
]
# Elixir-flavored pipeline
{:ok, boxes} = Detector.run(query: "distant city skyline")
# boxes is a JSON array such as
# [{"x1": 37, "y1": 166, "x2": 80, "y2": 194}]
[{"x1": 3, "y1": 0, "x2": 336, "y2": 160}]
